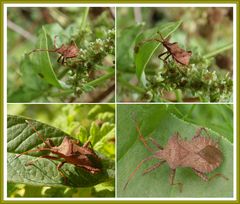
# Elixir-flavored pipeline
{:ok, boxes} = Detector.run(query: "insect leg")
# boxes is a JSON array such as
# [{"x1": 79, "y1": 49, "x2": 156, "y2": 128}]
[
  {"x1": 32, "y1": 159, "x2": 69, "y2": 185},
  {"x1": 149, "y1": 137, "x2": 163, "y2": 150},
  {"x1": 194, "y1": 127, "x2": 211, "y2": 139},
  {"x1": 131, "y1": 114, "x2": 155, "y2": 153},
  {"x1": 142, "y1": 160, "x2": 165, "y2": 175},
  {"x1": 27, "y1": 48, "x2": 56, "y2": 56},
  {"x1": 195, "y1": 127, "x2": 221, "y2": 146},
  {"x1": 56, "y1": 161, "x2": 68, "y2": 184},
  {"x1": 57, "y1": 161, "x2": 66, "y2": 170},
  {"x1": 31, "y1": 158, "x2": 68, "y2": 183},
  {"x1": 25, "y1": 155, "x2": 60, "y2": 166},
  {"x1": 57, "y1": 55, "x2": 63, "y2": 63},
  {"x1": 77, "y1": 165, "x2": 101, "y2": 174},
  {"x1": 45, "y1": 138, "x2": 55, "y2": 147},
  {"x1": 192, "y1": 169, "x2": 228, "y2": 182},
  {"x1": 123, "y1": 155, "x2": 154, "y2": 190},
  {"x1": 164, "y1": 54, "x2": 171, "y2": 61},
  {"x1": 160, "y1": 53, "x2": 171, "y2": 64},
  {"x1": 158, "y1": 51, "x2": 168, "y2": 59},
  {"x1": 61, "y1": 57, "x2": 66, "y2": 65},
  {"x1": 14, "y1": 147, "x2": 51, "y2": 160},
  {"x1": 169, "y1": 168, "x2": 183, "y2": 192},
  {"x1": 72, "y1": 140, "x2": 80, "y2": 145},
  {"x1": 208, "y1": 173, "x2": 229, "y2": 181},
  {"x1": 25, "y1": 120, "x2": 52, "y2": 148},
  {"x1": 23, "y1": 155, "x2": 69, "y2": 183},
  {"x1": 83, "y1": 140, "x2": 91, "y2": 148},
  {"x1": 192, "y1": 169, "x2": 208, "y2": 181}
]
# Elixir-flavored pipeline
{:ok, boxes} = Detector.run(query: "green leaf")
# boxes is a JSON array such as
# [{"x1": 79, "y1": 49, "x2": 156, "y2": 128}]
[
  {"x1": 80, "y1": 7, "x2": 89, "y2": 31},
  {"x1": 30, "y1": 26, "x2": 62, "y2": 88},
  {"x1": 168, "y1": 104, "x2": 233, "y2": 143},
  {"x1": 88, "y1": 104, "x2": 115, "y2": 121},
  {"x1": 77, "y1": 126, "x2": 88, "y2": 143},
  {"x1": 82, "y1": 84, "x2": 94, "y2": 92},
  {"x1": 89, "y1": 122, "x2": 100, "y2": 145},
  {"x1": 117, "y1": 105, "x2": 233, "y2": 197},
  {"x1": 8, "y1": 54, "x2": 50, "y2": 102},
  {"x1": 117, "y1": 24, "x2": 143, "y2": 71},
  {"x1": 43, "y1": 23, "x2": 65, "y2": 42},
  {"x1": 94, "y1": 127, "x2": 115, "y2": 161},
  {"x1": 7, "y1": 115, "x2": 109, "y2": 187},
  {"x1": 92, "y1": 180, "x2": 115, "y2": 197},
  {"x1": 203, "y1": 42, "x2": 233, "y2": 59},
  {"x1": 7, "y1": 86, "x2": 43, "y2": 103},
  {"x1": 100, "y1": 122, "x2": 115, "y2": 138},
  {"x1": 20, "y1": 55, "x2": 48, "y2": 91},
  {"x1": 134, "y1": 21, "x2": 182, "y2": 86}
]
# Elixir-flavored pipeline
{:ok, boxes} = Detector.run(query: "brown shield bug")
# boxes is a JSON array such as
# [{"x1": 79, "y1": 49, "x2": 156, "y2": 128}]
[
  {"x1": 16, "y1": 120, "x2": 102, "y2": 182},
  {"x1": 123, "y1": 118, "x2": 228, "y2": 192},
  {"x1": 136, "y1": 32, "x2": 192, "y2": 65},
  {"x1": 28, "y1": 35, "x2": 79, "y2": 65}
]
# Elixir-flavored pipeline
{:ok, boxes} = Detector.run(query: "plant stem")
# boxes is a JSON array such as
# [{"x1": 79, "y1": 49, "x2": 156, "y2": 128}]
[
  {"x1": 48, "y1": 89, "x2": 74, "y2": 97},
  {"x1": 118, "y1": 68, "x2": 156, "y2": 75},
  {"x1": 80, "y1": 7, "x2": 89, "y2": 31},
  {"x1": 118, "y1": 77, "x2": 145, "y2": 94},
  {"x1": 86, "y1": 71, "x2": 114, "y2": 87},
  {"x1": 95, "y1": 64, "x2": 114, "y2": 71},
  {"x1": 203, "y1": 43, "x2": 233, "y2": 59},
  {"x1": 175, "y1": 89, "x2": 183, "y2": 102}
]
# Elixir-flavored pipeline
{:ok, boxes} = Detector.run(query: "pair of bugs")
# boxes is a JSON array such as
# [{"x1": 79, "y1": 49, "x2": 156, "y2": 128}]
[
  {"x1": 16, "y1": 120, "x2": 102, "y2": 183},
  {"x1": 29, "y1": 32, "x2": 191, "y2": 66}
]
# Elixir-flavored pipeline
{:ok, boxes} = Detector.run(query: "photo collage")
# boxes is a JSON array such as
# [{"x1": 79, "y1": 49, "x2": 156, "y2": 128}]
[{"x1": 4, "y1": 4, "x2": 236, "y2": 200}]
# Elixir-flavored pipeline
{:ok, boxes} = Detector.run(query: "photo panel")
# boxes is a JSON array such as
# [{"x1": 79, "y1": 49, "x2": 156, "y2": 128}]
[
  {"x1": 117, "y1": 104, "x2": 233, "y2": 197},
  {"x1": 117, "y1": 7, "x2": 233, "y2": 102},
  {"x1": 7, "y1": 104, "x2": 115, "y2": 198},
  {"x1": 7, "y1": 7, "x2": 115, "y2": 103}
]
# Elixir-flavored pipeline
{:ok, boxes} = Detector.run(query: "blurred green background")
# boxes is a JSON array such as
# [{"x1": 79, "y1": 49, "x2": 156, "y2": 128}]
[{"x1": 7, "y1": 104, "x2": 115, "y2": 197}]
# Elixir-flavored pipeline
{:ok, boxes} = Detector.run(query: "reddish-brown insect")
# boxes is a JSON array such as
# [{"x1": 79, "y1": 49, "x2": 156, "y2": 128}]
[
  {"x1": 16, "y1": 120, "x2": 102, "y2": 182},
  {"x1": 137, "y1": 32, "x2": 192, "y2": 65},
  {"x1": 28, "y1": 36, "x2": 79, "y2": 65},
  {"x1": 124, "y1": 118, "x2": 228, "y2": 192}
]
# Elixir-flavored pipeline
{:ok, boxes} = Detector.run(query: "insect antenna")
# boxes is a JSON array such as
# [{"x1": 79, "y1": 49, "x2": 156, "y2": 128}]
[
  {"x1": 70, "y1": 39, "x2": 79, "y2": 48},
  {"x1": 157, "y1": 31, "x2": 165, "y2": 42},
  {"x1": 123, "y1": 155, "x2": 154, "y2": 190},
  {"x1": 10, "y1": 147, "x2": 52, "y2": 163},
  {"x1": 15, "y1": 147, "x2": 51, "y2": 158},
  {"x1": 25, "y1": 120, "x2": 52, "y2": 148},
  {"x1": 27, "y1": 48, "x2": 56, "y2": 56},
  {"x1": 27, "y1": 35, "x2": 59, "y2": 55}
]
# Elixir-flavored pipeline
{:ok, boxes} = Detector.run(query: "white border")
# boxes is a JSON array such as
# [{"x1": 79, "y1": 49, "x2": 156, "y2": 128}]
[{"x1": 4, "y1": 3, "x2": 237, "y2": 201}]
